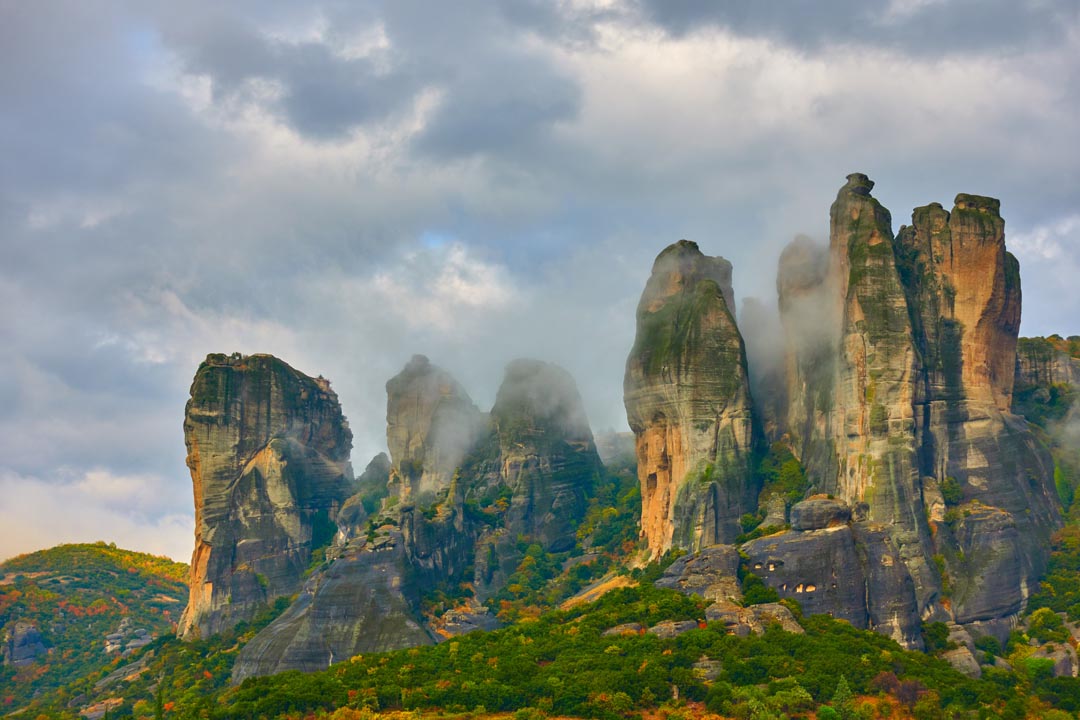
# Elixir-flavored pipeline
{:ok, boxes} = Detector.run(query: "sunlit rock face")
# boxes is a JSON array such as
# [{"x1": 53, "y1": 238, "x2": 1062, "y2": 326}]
[
  {"x1": 624, "y1": 240, "x2": 760, "y2": 558},
  {"x1": 773, "y1": 175, "x2": 1060, "y2": 642},
  {"x1": 178, "y1": 353, "x2": 354, "y2": 640},
  {"x1": 626, "y1": 175, "x2": 1060, "y2": 648}
]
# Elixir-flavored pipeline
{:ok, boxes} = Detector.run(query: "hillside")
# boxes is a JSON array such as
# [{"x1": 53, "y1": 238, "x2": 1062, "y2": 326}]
[{"x1": 0, "y1": 543, "x2": 188, "y2": 711}]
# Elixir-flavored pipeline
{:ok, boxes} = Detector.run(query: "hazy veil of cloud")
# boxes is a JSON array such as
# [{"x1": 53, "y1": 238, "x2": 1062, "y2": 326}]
[{"x1": 1, "y1": 0, "x2": 1078, "y2": 561}]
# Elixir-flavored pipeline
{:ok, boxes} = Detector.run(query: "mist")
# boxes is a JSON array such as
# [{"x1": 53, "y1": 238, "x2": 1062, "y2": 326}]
[{"x1": 2, "y1": 2, "x2": 1078, "y2": 561}]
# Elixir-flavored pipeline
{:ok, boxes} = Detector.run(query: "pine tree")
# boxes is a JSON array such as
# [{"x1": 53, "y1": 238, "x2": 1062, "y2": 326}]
[{"x1": 832, "y1": 675, "x2": 855, "y2": 720}]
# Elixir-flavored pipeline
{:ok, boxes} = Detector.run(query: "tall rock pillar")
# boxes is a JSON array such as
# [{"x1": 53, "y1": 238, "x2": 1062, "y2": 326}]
[
  {"x1": 178, "y1": 353, "x2": 354, "y2": 639},
  {"x1": 624, "y1": 240, "x2": 760, "y2": 557}
]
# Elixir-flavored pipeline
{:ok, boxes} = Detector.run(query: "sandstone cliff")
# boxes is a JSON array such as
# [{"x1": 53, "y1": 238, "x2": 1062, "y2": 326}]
[
  {"x1": 178, "y1": 353, "x2": 354, "y2": 639},
  {"x1": 624, "y1": 240, "x2": 760, "y2": 557}
]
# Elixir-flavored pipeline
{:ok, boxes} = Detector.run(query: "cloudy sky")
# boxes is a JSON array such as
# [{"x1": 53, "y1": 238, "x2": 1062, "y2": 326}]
[{"x1": 2, "y1": 0, "x2": 1078, "y2": 563}]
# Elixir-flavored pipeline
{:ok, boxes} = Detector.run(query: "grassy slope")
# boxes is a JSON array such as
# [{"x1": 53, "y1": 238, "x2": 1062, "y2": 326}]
[{"x1": 0, "y1": 542, "x2": 188, "y2": 711}]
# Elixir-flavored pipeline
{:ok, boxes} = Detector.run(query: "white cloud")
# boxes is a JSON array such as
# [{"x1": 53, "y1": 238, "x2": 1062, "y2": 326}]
[
  {"x1": 1010, "y1": 214, "x2": 1080, "y2": 262},
  {"x1": 370, "y1": 242, "x2": 519, "y2": 332},
  {"x1": 0, "y1": 470, "x2": 193, "y2": 563}
]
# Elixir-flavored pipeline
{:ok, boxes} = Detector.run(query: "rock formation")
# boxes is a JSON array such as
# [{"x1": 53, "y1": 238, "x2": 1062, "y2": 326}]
[
  {"x1": 385, "y1": 355, "x2": 484, "y2": 503},
  {"x1": 761, "y1": 175, "x2": 1061, "y2": 644},
  {"x1": 1015, "y1": 336, "x2": 1080, "y2": 395},
  {"x1": 230, "y1": 355, "x2": 600, "y2": 679},
  {"x1": 178, "y1": 353, "x2": 354, "y2": 639},
  {"x1": 624, "y1": 240, "x2": 760, "y2": 557},
  {"x1": 2, "y1": 621, "x2": 46, "y2": 667},
  {"x1": 627, "y1": 175, "x2": 1060, "y2": 648}
]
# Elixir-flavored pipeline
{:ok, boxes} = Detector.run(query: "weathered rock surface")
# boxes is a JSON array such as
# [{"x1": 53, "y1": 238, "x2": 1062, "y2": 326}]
[
  {"x1": 770, "y1": 175, "x2": 1060, "y2": 644},
  {"x1": 179, "y1": 353, "x2": 354, "y2": 639},
  {"x1": 647, "y1": 620, "x2": 700, "y2": 638},
  {"x1": 491, "y1": 359, "x2": 601, "y2": 552},
  {"x1": 655, "y1": 545, "x2": 742, "y2": 603},
  {"x1": 1015, "y1": 337, "x2": 1080, "y2": 389},
  {"x1": 231, "y1": 532, "x2": 432, "y2": 682},
  {"x1": 743, "y1": 526, "x2": 868, "y2": 628},
  {"x1": 894, "y1": 194, "x2": 1060, "y2": 622},
  {"x1": 3, "y1": 621, "x2": 46, "y2": 666},
  {"x1": 1032, "y1": 643, "x2": 1079, "y2": 678},
  {"x1": 704, "y1": 601, "x2": 804, "y2": 636},
  {"x1": 624, "y1": 240, "x2": 760, "y2": 557},
  {"x1": 776, "y1": 235, "x2": 836, "y2": 472},
  {"x1": 942, "y1": 646, "x2": 983, "y2": 678},
  {"x1": 789, "y1": 498, "x2": 850, "y2": 531}
]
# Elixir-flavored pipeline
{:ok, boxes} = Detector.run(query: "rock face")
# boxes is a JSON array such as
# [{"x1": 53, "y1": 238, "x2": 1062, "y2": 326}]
[
  {"x1": 626, "y1": 175, "x2": 1059, "y2": 649},
  {"x1": 789, "y1": 497, "x2": 850, "y2": 531},
  {"x1": 1015, "y1": 337, "x2": 1080, "y2": 389},
  {"x1": 655, "y1": 545, "x2": 742, "y2": 603},
  {"x1": 770, "y1": 175, "x2": 1060, "y2": 643},
  {"x1": 624, "y1": 240, "x2": 760, "y2": 557},
  {"x1": 385, "y1": 355, "x2": 484, "y2": 502},
  {"x1": 231, "y1": 530, "x2": 433, "y2": 680},
  {"x1": 231, "y1": 356, "x2": 599, "y2": 679},
  {"x1": 179, "y1": 353, "x2": 354, "y2": 639},
  {"x1": 3, "y1": 621, "x2": 47, "y2": 667}
]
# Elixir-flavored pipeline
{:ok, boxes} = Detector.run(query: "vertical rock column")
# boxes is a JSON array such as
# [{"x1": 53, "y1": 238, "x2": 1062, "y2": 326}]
[
  {"x1": 624, "y1": 240, "x2": 759, "y2": 557},
  {"x1": 895, "y1": 195, "x2": 1059, "y2": 625},
  {"x1": 823, "y1": 174, "x2": 936, "y2": 611},
  {"x1": 178, "y1": 353, "x2": 354, "y2": 639}
]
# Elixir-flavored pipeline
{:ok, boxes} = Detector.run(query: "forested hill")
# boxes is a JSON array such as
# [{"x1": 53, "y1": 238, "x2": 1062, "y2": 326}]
[{"x1": 0, "y1": 542, "x2": 188, "y2": 709}]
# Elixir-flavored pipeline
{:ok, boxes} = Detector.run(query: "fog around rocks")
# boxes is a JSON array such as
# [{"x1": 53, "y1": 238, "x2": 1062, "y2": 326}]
[{"x1": 2, "y1": 1, "x2": 1078, "y2": 561}]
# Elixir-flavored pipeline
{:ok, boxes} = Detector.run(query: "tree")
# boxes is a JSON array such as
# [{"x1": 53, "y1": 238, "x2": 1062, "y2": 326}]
[{"x1": 831, "y1": 675, "x2": 855, "y2": 720}]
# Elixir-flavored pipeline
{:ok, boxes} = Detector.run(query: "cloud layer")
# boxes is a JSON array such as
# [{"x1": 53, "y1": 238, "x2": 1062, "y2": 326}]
[{"x1": 2, "y1": 0, "x2": 1078, "y2": 561}]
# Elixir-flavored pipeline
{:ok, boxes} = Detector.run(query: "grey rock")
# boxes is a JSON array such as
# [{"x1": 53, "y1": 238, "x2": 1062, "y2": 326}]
[
  {"x1": 647, "y1": 620, "x2": 700, "y2": 638},
  {"x1": 790, "y1": 498, "x2": 851, "y2": 531},
  {"x1": 693, "y1": 655, "x2": 724, "y2": 682},
  {"x1": 3, "y1": 621, "x2": 46, "y2": 667},
  {"x1": 1032, "y1": 643, "x2": 1079, "y2": 678},
  {"x1": 655, "y1": 545, "x2": 742, "y2": 603},
  {"x1": 743, "y1": 527, "x2": 868, "y2": 629},
  {"x1": 603, "y1": 623, "x2": 645, "y2": 637},
  {"x1": 231, "y1": 532, "x2": 433, "y2": 682},
  {"x1": 942, "y1": 647, "x2": 982, "y2": 678},
  {"x1": 643, "y1": 621, "x2": 704, "y2": 643}
]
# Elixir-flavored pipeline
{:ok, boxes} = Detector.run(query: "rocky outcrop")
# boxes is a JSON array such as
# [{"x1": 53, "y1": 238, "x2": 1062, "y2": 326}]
[
  {"x1": 705, "y1": 601, "x2": 804, "y2": 636},
  {"x1": 179, "y1": 353, "x2": 354, "y2": 639},
  {"x1": 385, "y1": 355, "x2": 484, "y2": 503},
  {"x1": 893, "y1": 192, "x2": 1060, "y2": 620},
  {"x1": 624, "y1": 240, "x2": 760, "y2": 557},
  {"x1": 743, "y1": 525, "x2": 868, "y2": 629},
  {"x1": 231, "y1": 531, "x2": 433, "y2": 681},
  {"x1": 789, "y1": 497, "x2": 850, "y2": 531},
  {"x1": 655, "y1": 545, "x2": 742, "y2": 603},
  {"x1": 776, "y1": 235, "x2": 835, "y2": 472},
  {"x1": 463, "y1": 359, "x2": 602, "y2": 598},
  {"x1": 3, "y1": 621, "x2": 46, "y2": 667},
  {"x1": 232, "y1": 355, "x2": 600, "y2": 678},
  {"x1": 1015, "y1": 337, "x2": 1080, "y2": 390},
  {"x1": 770, "y1": 175, "x2": 1060, "y2": 643}
]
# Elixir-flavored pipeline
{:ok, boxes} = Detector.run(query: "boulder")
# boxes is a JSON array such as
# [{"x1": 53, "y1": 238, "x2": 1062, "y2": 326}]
[
  {"x1": 789, "y1": 498, "x2": 851, "y2": 531},
  {"x1": 655, "y1": 545, "x2": 742, "y2": 603}
]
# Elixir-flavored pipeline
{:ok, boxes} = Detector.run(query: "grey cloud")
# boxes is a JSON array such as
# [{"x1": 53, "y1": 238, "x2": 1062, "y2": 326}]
[
  {"x1": 635, "y1": 0, "x2": 1078, "y2": 55},
  {"x1": 1, "y1": 1, "x2": 1079, "y2": 560}
]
